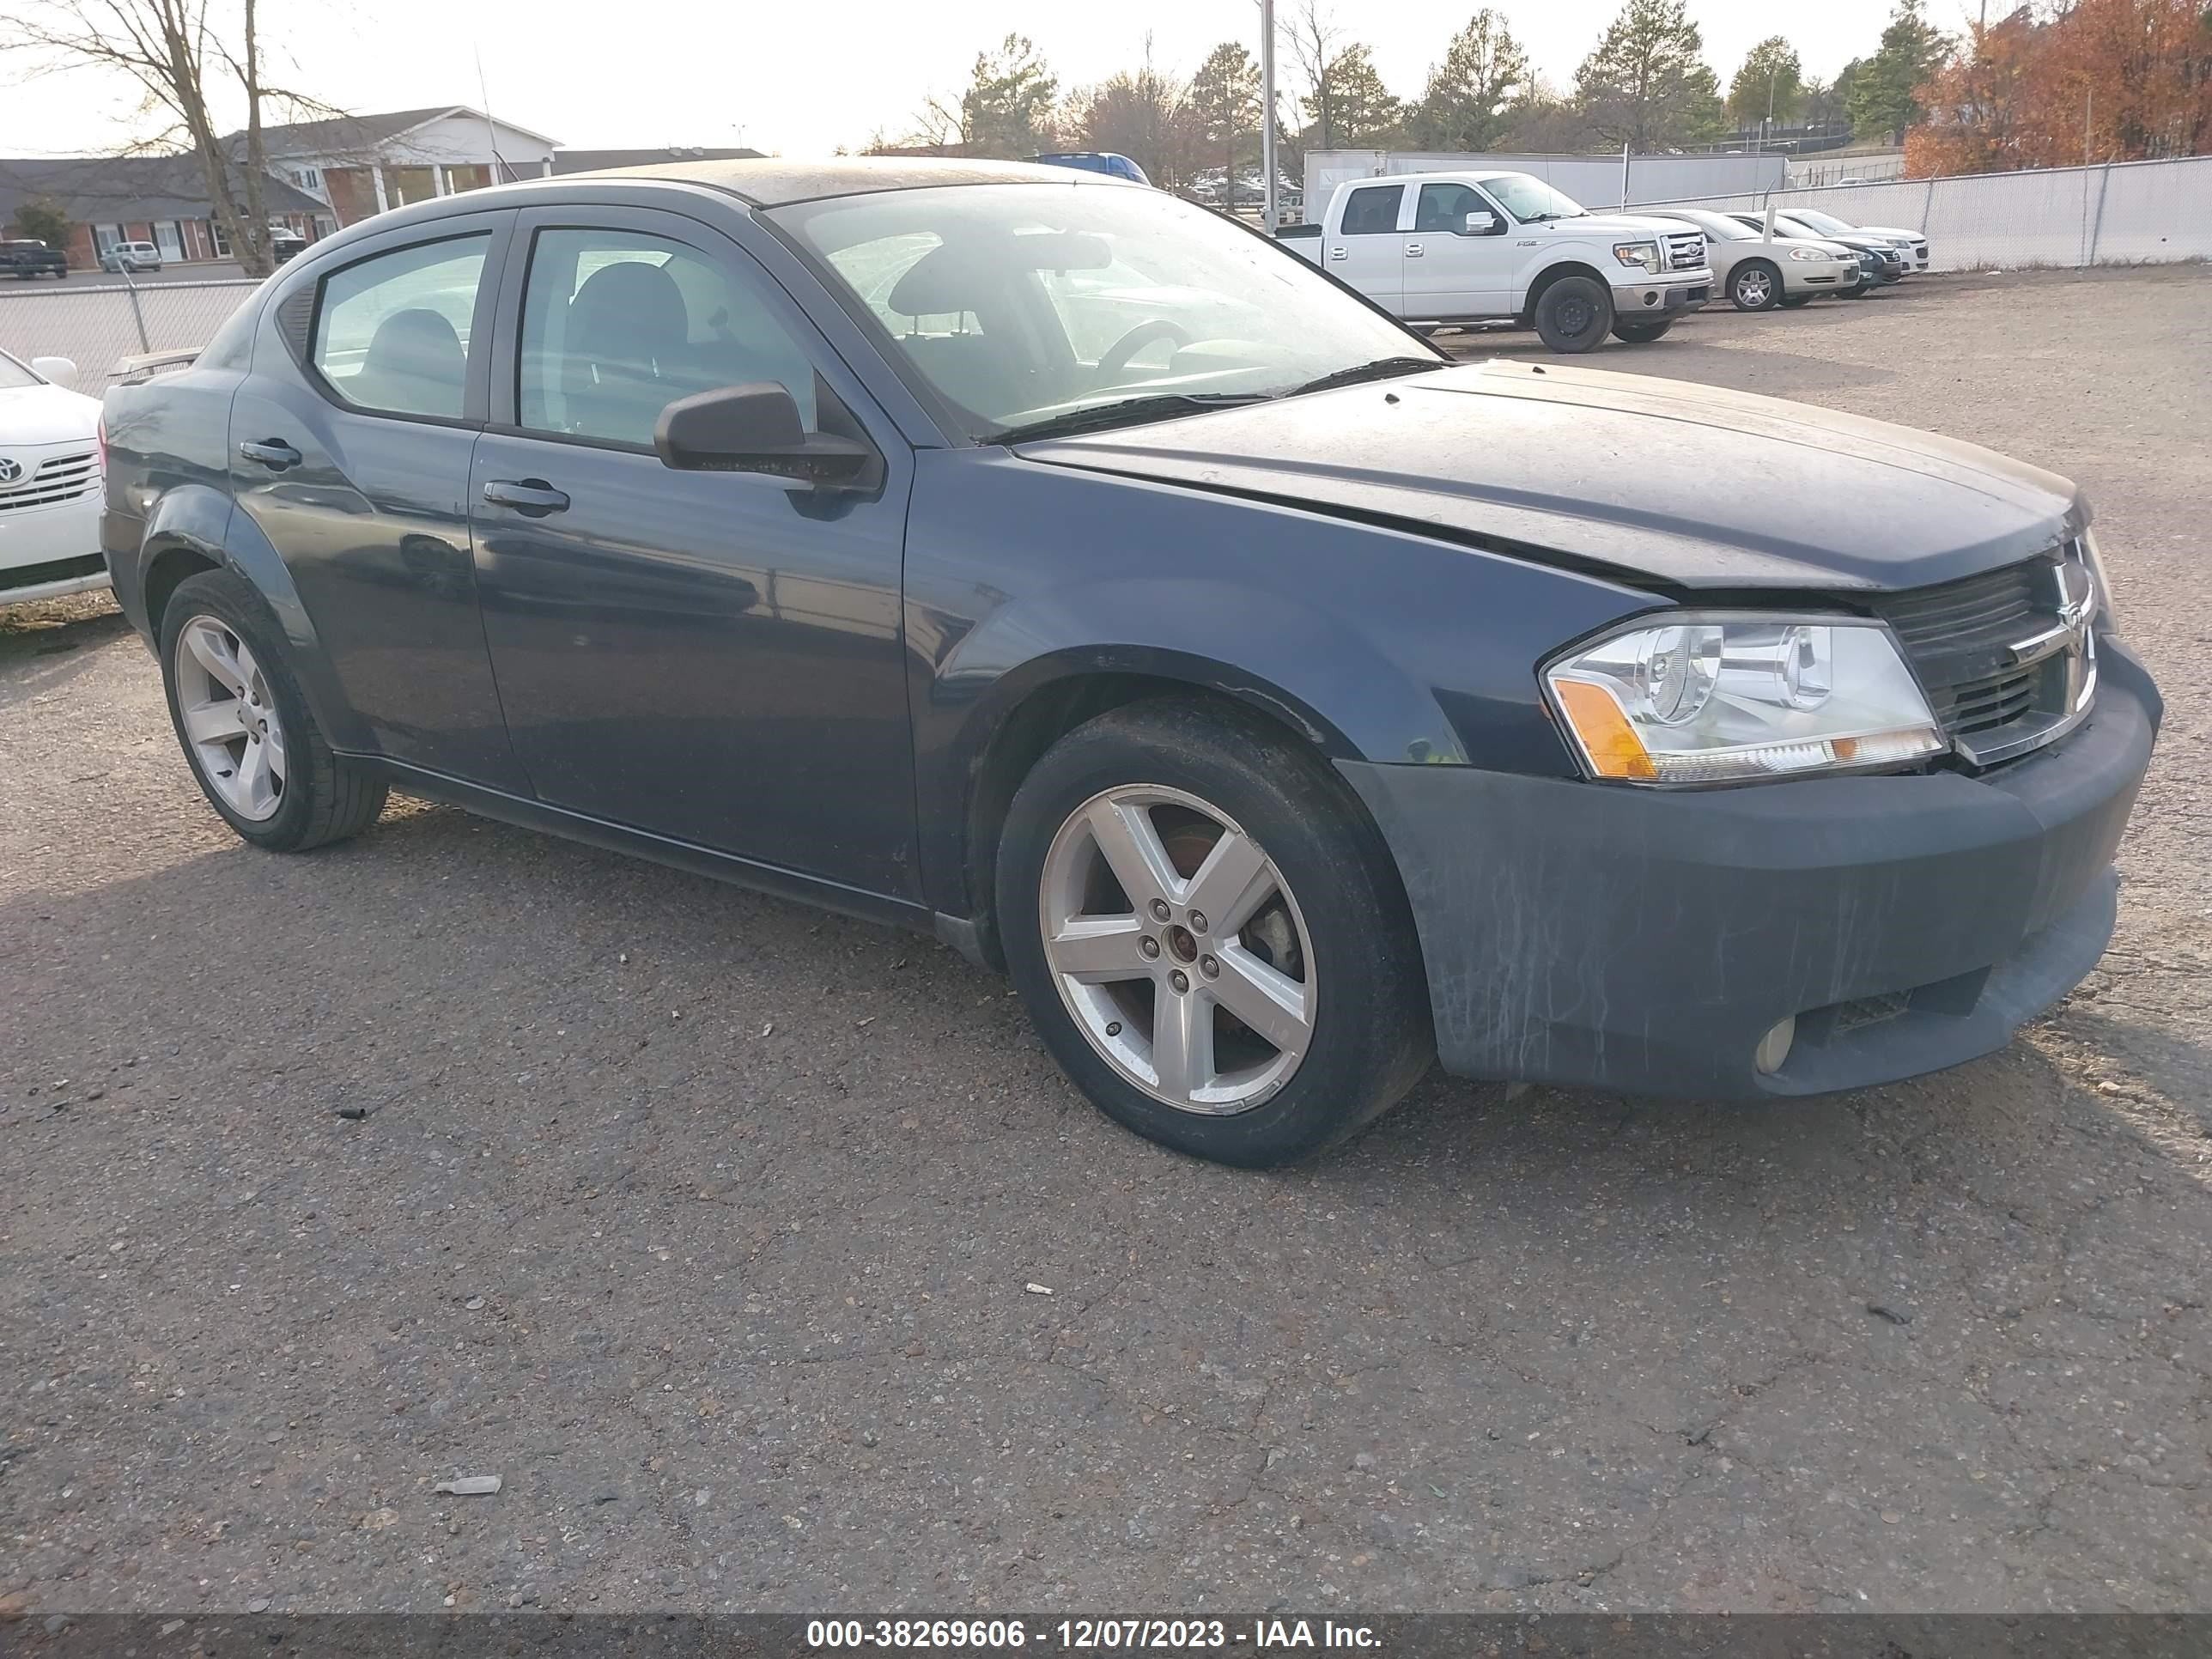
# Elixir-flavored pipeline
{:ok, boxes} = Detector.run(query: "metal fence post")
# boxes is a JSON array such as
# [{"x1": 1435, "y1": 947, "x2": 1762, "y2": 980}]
[
  {"x1": 120, "y1": 266, "x2": 150, "y2": 353},
  {"x1": 2086, "y1": 162, "x2": 2113, "y2": 266}
]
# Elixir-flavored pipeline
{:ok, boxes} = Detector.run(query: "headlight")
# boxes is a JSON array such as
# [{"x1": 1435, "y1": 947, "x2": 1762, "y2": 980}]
[
  {"x1": 1612, "y1": 240, "x2": 1661, "y2": 274},
  {"x1": 1545, "y1": 615, "x2": 1945, "y2": 784},
  {"x1": 1787, "y1": 246, "x2": 1832, "y2": 262}
]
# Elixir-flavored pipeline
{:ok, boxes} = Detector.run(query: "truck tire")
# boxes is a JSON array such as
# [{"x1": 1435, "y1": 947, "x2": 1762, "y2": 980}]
[
  {"x1": 996, "y1": 698, "x2": 1433, "y2": 1168},
  {"x1": 1533, "y1": 275, "x2": 1613, "y2": 353},
  {"x1": 1610, "y1": 319, "x2": 1674, "y2": 343},
  {"x1": 1729, "y1": 260, "x2": 1782, "y2": 311}
]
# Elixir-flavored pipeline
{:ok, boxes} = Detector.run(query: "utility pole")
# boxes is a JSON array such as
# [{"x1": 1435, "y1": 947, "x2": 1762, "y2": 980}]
[{"x1": 1261, "y1": 0, "x2": 1279, "y2": 233}]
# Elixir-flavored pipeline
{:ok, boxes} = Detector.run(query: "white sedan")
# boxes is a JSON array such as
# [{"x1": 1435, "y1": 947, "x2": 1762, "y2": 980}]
[{"x1": 0, "y1": 349, "x2": 107, "y2": 605}]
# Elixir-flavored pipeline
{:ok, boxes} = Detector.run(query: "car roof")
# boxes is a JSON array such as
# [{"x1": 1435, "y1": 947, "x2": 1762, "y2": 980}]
[{"x1": 539, "y1": 155, "x2": 1122, "y2": 208}]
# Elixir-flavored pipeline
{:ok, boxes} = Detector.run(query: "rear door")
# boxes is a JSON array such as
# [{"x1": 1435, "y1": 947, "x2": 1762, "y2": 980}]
[
  {"x1": 1326, "y1": 182, "x2": 1407, "y2": 314},
  {"x1": 1406, "y1": 181, "x2": 1510, "y2": 319},
  {"x1": 465, "y1": 204, "x2": 918, "y2": 896},
  {"x1": 228, "y1": 209, "x2": 526, "y2": 790}
]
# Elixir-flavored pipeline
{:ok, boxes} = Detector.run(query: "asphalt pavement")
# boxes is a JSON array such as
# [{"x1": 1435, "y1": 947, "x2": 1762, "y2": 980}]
[{"x1": 2, "y1": 266, "x2": 2208, "y2": 1617}]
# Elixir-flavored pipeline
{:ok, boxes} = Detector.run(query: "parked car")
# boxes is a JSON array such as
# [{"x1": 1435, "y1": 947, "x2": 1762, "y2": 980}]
[
  {"x1": 1650, "y1": 208, "x2": 1858, "y2": 310},
  {"x1": 99, "y1": 159, "x2": 2158, "y2": 1167},
  {"x1": 1774, "y1": 206, "x2": 1930, "y2": 274},
  {"x1": 1729, "y1": 213, "x2": 1905, "y2": 290},
  {"x1": 1033, "y1": 151, "x2": 1151, "y2": 185},
  {"x1": 0, "y1": 239, "x2": 70, "y2": 279},
  {"x1": 0, "y1": 349, "x2": 107, "y2": 604},
  {"x1": 1279, "y1": 171, "x2": 1713, "y2": 351},
  {"x1": 99, "y1": 240, "x2": 162, "y2": 273},
  {"x1": 270, "y1": 227, "x2": 308, "y2": 264}
]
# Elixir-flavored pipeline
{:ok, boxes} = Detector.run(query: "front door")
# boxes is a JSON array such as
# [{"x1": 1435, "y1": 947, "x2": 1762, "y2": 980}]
[
  {"x1": 1327, "y1": 182, "x2": 1407, "y2": 315},
  {"x1": 1405, "y1": 181, "x2": 1510, "y2": 319},
  {"x1": 228, "y1": 210, "x2": 527, "y2": 789},
  {"x1": 468, "y1": 206, "x2": 918, "y2": 898}
]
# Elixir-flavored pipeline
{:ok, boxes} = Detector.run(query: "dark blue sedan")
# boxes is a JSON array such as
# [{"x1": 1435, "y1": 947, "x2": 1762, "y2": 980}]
[{"x1": 99, "y1": 159, "x2": 2157, "y2": 1165}]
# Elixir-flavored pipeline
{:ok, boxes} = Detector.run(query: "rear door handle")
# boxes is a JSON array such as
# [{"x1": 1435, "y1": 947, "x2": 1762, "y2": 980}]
[
  {"x1": 1328, "y1": 246, "x2": 1347, "y2": 260},
  {"x1": 482, "y1": 478, "x2": 570, "y2": 516},
  {"x1": 1405, "y1": 242, "x2": 1424, "y2": 258},
  {"x1": 237, "y1": 439, "x2": 301, "y2": 470}
]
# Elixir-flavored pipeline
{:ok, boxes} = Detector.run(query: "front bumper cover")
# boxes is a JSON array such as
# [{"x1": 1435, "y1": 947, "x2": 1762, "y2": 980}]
[{"x1": 1340, "y1": 643, "x2": 2160, "y2": 1100}]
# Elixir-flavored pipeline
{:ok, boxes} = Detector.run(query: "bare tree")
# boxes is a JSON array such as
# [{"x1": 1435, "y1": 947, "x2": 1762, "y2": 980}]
[
  {"x1": 2, "y1": 0, "x2": 336, "y2": 275},
  {"x1": 1283, "y1": 0, "x2": 1345, "y2": 150}
]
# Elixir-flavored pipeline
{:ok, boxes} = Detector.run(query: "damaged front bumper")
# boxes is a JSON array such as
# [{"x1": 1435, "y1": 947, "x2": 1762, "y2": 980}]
[{"x1": 1340, "y1": 642, "x2": 2160, "y2": 1100}]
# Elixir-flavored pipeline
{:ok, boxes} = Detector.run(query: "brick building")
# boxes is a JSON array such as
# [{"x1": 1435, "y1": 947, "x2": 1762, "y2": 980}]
[{"x1": 0, "y1": 155, "x2": 328, "y2": 270}]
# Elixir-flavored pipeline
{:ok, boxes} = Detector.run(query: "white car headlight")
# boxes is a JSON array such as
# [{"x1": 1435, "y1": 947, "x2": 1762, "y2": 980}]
[
  {"x1": 1545, "y1": 615, "x2": 1945, "y2": 784},
  {"x1": 1787, "y1": 246, "x2": 1833, "y2": 262},
  {"x1": 1612, "y1": 240, "x2": 1661, "y2": 274}
]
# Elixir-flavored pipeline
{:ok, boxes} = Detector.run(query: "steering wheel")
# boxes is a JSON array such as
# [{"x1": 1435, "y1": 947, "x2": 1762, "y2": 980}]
[{"x1": 1093, "y1": 319, "x2": 1194, "y2": 387}]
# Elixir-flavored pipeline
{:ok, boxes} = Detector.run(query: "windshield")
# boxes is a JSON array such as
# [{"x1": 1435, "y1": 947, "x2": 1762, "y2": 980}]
[
  {"x1": 0, "y1": 350, "x2": 40, "y2": 390},
  {"x1": 1788, "y1": 209, "x2": 1854, "y2": 235},
  {"x1": 1674, "y1": 210, "x2": 1753, "y2": 241},
  {"x1": 773, "y1": 183, "x2": 1431, "y2": 441},
  {"x1": 1478, "y1": 173, "x2": 1588, "y2": 223}
]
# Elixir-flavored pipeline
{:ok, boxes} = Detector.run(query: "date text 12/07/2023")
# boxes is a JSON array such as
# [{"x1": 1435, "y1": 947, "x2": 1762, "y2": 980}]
[{"x1": 805, "y1": 1618, "x2": 1382, "y2": 1649}]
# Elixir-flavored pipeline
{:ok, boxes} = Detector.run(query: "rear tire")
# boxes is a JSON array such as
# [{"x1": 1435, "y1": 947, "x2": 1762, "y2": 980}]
[
  {"x1": 158, "y1": 568, "x2": 387, "y2": 853},
  {"x1": 1533, "y1": 275, "x2": 1613, "y2": 353},
  {"x1": 1729, "y1": 260, "x2": 1782, "y2": 311},
  {"x1": 1610, "y1": 319, "x2": 1674, "y2": 343},
  {"x1": 996, "y1": 699, "x2": 1433, "y2": 1167}
]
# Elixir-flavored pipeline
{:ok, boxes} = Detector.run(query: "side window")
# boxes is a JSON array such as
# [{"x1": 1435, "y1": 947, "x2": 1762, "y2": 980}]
[
  {"x1": 518, "y1": 228, "x2": 817, "y2": 448},
  {"x1": 1340, "y1": 185, "x2": 1404, "y2": 236},
  {"x1": 1415, "y1": 183, "x2": 1487, "y2": 234},
  {"x1": 312, "y1": 234, "x2": 488, "y2": 419}
]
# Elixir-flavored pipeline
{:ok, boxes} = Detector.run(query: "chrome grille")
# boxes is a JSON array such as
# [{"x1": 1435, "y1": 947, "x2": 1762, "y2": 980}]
[
  {"x1": 1663, "y1": 230, "x2": 1705, "y2": 270},
  {"x1": 1871, "y1": 551, "x2": 2093, "y2": 765},
  {"x1": 0, "y1": 451, "x2": 99, "y2": 512}
]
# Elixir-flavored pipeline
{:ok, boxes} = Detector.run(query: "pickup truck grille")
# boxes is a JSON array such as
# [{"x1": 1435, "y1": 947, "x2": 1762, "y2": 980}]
[
  {"x1": 0, "y1": 451, "x2": 99, "y2": 511},
  {"x1": 1662, "y1": 230, "x2": 1705, "y2": 270},
  {"x1": 1870, "y1": 551, "x2": 2091, "y2": 765}
]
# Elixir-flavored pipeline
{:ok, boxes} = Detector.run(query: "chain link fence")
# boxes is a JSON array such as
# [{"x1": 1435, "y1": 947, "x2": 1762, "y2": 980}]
[{"x1": 0, "y1": 276, "x2": 258, "y2": 391}]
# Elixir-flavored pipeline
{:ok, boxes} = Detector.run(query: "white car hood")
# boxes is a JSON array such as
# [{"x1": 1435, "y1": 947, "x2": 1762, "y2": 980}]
[
  {"x1": 0, "y1": 380, "x2": 101, "y2": 447},
  {"x1": 1536, "y1": 212, "x2": 1698, "y2": 240}
]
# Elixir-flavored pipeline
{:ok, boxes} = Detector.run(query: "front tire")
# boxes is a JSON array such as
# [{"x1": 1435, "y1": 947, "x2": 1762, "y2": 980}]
[
  {"x1": 1730, "y1": 260, "x2": 1782, "y2": 311},
  {"x1": 1533, "y1": 275, "x2": 1613, "y2": 353},
  {"x1": 1610, "y1": 318, "x2": 1674, "y2": 343},
  {"x1": 159, "y1": 568, "x2": 387, "y2": 852},
  {"x1": 997, "y1": 700, "x2": 1433, "y2": 1167}
]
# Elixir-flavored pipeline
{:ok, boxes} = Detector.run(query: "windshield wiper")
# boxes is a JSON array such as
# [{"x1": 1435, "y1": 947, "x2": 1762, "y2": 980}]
[
  {"x1": 1285, "y1": 356, "x2": 1445, "y2": 398},
  {"x1": 987, "y1": 392, "x2": 1264, "y2": 445}
]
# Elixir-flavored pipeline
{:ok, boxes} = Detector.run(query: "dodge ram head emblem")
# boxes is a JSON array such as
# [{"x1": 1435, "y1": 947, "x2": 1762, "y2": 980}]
[
  {"x1": 2054, "y1": 559, "x2": 2094, "y2": 634},
  {"x1": 0, "y1": 457, "x2": 22, "y2": 486}
]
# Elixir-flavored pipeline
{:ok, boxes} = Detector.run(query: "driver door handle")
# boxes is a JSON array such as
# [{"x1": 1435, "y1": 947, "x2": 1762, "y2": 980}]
[
  {"x1": 1405, "y1": 242, "x2": 1425, "y2": 258},
  {"x1": 237, "y1": 439, "x2": 301, "y2": 470},
  {"x1": 482, "y1": 478, "x2": 570, "y2": 516}
]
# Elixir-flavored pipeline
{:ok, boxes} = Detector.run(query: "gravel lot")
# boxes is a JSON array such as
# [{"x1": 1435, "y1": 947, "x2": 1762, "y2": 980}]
[{"x1": 3, "y1": 266, "x2": 2208, "y2": 1618}]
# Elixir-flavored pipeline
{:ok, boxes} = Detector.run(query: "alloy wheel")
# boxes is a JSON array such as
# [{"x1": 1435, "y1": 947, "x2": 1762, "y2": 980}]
[
  {"x1": 1736, "y1": 268, "x2": 1772, "y2": 307},
  {"x1": 1038, "y1": 785, "x2": 1316, "y2": 1115},
  {"x1": 173, "y1": 616, "x2": 287, "y2": 821}
]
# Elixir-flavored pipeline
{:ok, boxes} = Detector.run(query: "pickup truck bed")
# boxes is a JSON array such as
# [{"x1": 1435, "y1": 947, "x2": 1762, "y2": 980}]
[{"x1": 1, "y1": 241, "x2": 70, "y2": 279}]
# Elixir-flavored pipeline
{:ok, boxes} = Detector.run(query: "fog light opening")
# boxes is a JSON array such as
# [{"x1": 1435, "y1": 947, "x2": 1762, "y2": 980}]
[
  {"x1": 1754, "y1": 1016, "x2": 1796, "y2": 1076},
  {"x1": 1643, "y1": 290, "x2": 1659, "y2": 307}
]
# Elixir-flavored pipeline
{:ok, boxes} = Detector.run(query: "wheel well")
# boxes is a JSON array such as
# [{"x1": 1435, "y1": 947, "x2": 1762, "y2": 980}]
[
  {"x1": 142, "y1": 546, "x2": 220, "y2": 634},
  {"x1": 961, "y1": 674, "x2": 1343, "y2": 969},
  {"x1": 1527, "y1": 262, "x2": 1612, "y2": 311}
]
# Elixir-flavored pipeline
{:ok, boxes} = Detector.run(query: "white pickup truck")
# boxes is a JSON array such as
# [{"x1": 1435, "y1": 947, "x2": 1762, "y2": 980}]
[{"x1": 1278, "y1": 171, "x2": 1714, "y2": 353}]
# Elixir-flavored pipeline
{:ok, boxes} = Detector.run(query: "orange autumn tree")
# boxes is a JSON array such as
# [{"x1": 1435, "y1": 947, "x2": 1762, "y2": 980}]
[{"x1": 1907, "y1": 0, "x2": 2212, "y2": 175}]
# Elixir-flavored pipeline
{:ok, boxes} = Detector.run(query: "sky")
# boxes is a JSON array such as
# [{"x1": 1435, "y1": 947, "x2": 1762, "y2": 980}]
[{"x1": 0, "y1": 0, "x2": 1936, "y2": 160}]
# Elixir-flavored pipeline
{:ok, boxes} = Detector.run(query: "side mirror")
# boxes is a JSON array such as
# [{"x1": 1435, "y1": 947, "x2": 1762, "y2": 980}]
[
  {"x1": 654, "y1": 382, "x2": 878, "y2": 489},
  {"x1": 1462, "y1": 210, "x2": 1499, "y2": 236},
  {"x1": 31, "y1": 356, "x2": 79, "y2": 387}
]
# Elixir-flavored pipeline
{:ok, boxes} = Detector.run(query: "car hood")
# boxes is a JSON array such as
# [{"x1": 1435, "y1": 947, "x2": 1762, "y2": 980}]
[
  {"x1": 1534, "y1": 211, "x2": 1694, "y2": 240},
  {"x1": 0, "y1": 381, "x2": 100, "y2": 446},
  {"x1": 1014, "y1": 360, "x2": 2078, "y2": 592}
]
